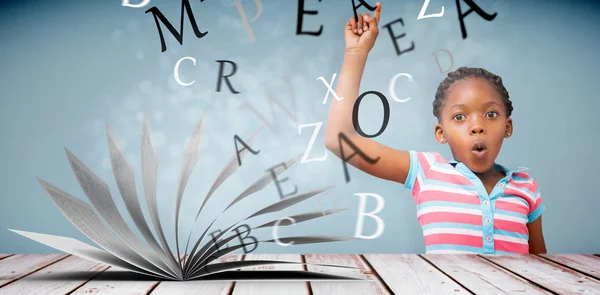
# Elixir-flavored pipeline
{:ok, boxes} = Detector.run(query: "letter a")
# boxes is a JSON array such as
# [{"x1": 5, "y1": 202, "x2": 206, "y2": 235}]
[
  {"x1": 234, "y1": 134, "x2": 260, "y2": 166},
  {"x1": 455, "y1": 0, "x2": 497, "y2": 39},
  {"x1": 338, "y1": 132, "x2": 380, "y2": 183},
  {"x1": 351, "y1": 0, "x2": 376, "y2": 23}
]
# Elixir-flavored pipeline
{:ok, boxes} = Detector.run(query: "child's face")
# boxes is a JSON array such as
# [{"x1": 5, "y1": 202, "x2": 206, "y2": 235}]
[{"x1": 434, "y1": 78, "x2": 513, "y2": 174}]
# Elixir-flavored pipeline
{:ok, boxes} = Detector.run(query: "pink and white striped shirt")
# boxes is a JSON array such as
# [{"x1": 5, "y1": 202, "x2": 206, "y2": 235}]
[{"x1": 403, "y1": 151, "x2": 545, "y2": 254}]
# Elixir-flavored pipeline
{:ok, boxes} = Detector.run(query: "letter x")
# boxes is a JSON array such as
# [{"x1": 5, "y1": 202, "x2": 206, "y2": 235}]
[{"x1": 318, "y1": 73, "x2": 344, "y2": 104}]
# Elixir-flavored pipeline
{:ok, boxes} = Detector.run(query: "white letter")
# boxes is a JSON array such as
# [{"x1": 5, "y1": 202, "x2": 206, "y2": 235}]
[
  {"x1": 354, "y1": 193, "x2": 385, "y2": 239},
  {"x1": 318, "y1": 73, "x2": 344, "y2": 104},
  {"x1": 298, "y1": 122, "x2": 327, "y2": 163},
  {"x1": 174, "y1": 57, "x2": 196, "y2": 87},
  {"x1": 273, "y1": 217, "x2": 296, "y2": 246},
  {"x1": 417, "y1": 0, "x2": 444, "y2": 20},
  {"x1": 389, "y1": 73, "x2": 413, "y2": 103},
  {"x1": 122, "y1": 0, "x2": 151, "y2": 8}
]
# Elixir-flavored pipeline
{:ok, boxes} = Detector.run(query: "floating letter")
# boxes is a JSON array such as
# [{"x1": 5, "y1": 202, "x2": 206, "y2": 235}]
[
  {"x1": 298, "y1": 122, "x2": 327, "y2": 164},
  {"x1": 354, "y1": 193, "x2": 385, "y2": 239}
]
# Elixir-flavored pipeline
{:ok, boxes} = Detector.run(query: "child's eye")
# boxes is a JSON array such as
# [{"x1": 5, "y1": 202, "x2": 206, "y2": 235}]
[
  {"x1": 485, "y1": 111, "x2": 498, "y2": 118},
  {"x1": 452, "y1": 114, "x2": 465, "y2": 121}
]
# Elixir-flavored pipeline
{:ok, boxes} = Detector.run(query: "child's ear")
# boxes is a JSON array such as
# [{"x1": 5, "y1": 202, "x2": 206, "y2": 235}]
[
  {"x1": 505, "y1": 117, "x2": 513, "y2": 138},
  {"x1": 434, "y1": 123, "x2": 446, "y2": 144}
]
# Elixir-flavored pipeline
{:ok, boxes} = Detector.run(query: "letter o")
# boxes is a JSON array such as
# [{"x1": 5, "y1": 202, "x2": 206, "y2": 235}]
[{"x1": 352, "y1": 91, "x2": 390, "y2": 138}]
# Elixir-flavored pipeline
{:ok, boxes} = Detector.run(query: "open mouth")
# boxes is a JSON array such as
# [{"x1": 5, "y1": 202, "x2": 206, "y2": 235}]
[{"x1": 472, "y1": 142, "x2": 487, "y2": 157}]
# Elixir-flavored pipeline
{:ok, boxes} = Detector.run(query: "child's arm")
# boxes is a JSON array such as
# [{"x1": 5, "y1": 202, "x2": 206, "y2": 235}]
[
  {"x1": 324, "y1": 2, "x2": 411, "y2": 184},
  {"x1": 527, "y1": 216, "x2": 547, "y2": 254}
]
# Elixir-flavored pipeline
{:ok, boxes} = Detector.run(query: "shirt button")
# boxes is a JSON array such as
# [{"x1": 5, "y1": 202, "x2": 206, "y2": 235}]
[
  {"x1": 483, "y1": 200, "x2": 490, "y2": 206},
  {"x1": 486, "y1": 236, "x2": 492, "y2": 242},
  {"x1": 499, "y1": 183, "x2": 505, "y2": 188},
  {"x1": 485, "y1": 218, "x2": 491, "y2": 224}
]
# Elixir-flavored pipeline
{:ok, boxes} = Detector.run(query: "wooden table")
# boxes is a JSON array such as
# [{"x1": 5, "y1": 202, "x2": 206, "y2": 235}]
[{"x1": 0, "y1": 253, "x2": 598, "y2": 294}]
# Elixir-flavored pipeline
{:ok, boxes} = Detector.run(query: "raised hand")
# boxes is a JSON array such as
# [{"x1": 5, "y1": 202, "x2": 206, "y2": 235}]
[{"x1": 344, "y1": 2, "x2": 382, "y2": 54}]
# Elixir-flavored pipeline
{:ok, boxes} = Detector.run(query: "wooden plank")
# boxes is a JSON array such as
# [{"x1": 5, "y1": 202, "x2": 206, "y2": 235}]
[
  {"x1": 0, "y1": 255, "x2": 12, "y2": 261},
  {"x1": 151, "y1": 254, "x2": 243, "y2": 295},
  {"x1": 69, "y1": 266, "x2": 160, "y2": 295},
  {"x1": 0, "y1": 254, "x2": 68, "y2": 288},
  {"x1": 232, "y1": 254, "x2": 309, "y2": 295},
  {"x1": 70, "y1": 254, "x2": 190, "y2": 295},
  {"x1": 363, "y1": 254, "x2": 469, "y2": 294},
  {"x1": 423, "y1": 254, "x2": 551, "y2": 294},
  {"x1": 538, "y1": 254, "x2": 600, "y2": 280},
  {"x1": 305, "y1": 254, "x2": 390, "y2": 295},
  {"x1": 483, "y1": 254, "x2": 600, "y2": 294},
  {"x1": 0, "y1": 255, "x2": 108, "y2": 295}
]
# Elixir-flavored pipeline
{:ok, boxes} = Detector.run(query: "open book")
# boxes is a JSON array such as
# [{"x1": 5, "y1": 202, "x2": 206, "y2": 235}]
[{"x1": 9, "y1": 111, "x2": 358, "y2": 281}]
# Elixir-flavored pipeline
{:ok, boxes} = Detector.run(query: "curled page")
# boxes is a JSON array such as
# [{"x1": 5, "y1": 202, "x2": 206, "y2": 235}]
[
  {"x1": 36, "y1": 178, "x2": 175, "y2": 279},
  {"x1": 107, "y1": 123, "x2": 181, "y2": 277},
  {"x1": 8, "y1": 230, "x2": 161, "y2": 279},
  {"x1": 141, "y1": 114, "x2": 180, "y2": 276},
  {"x1": 174, "y1": 111, "x2": 206, "y2": 268},
  {"x1": 189, "y1": 208, "x2": 349, "y2": 275},
  {"x1": 65, "y1": 148, "x2": 177, "y2": 279},
  {"x1": 184, "y1": 153, "x2": 299, "y2": 273}
]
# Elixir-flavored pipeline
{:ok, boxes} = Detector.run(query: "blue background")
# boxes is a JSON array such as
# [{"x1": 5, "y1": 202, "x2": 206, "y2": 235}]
[{"x1": 1, "y1": 0, "x2": 599, "y2": 254}]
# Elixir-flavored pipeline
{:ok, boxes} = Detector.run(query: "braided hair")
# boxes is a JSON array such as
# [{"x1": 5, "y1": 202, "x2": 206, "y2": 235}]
[{"x1": 433, "y1": 67, "x2": 513, "y2": 120}]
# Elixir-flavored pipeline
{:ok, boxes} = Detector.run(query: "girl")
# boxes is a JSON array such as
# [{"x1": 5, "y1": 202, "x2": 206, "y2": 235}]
[{"x1": 324, "y1": 3, "x2": 546, "y2": 254}]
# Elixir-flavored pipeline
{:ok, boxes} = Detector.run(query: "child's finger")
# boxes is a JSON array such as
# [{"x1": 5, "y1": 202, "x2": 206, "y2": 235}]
[
  {"x1": 357, "y1": 13, "x2": 364, "y2": 34},
  {"x1": 373, "y1": 2, "x2": 382, "y2": 23},
  {"x1": 363, "y1": 13, "x2": 370, "y2": 32},
  {"x1": 347, "y1": 16, "x2": 357, "y2": 33},
  {"x1": 367, "y1": 16, "x2": 379, "y2": 35}
]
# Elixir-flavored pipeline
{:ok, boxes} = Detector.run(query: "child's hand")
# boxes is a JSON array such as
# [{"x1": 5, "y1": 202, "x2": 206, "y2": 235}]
[{"x1": 345, "y1": 2, "x2": 382, "y2": 55}]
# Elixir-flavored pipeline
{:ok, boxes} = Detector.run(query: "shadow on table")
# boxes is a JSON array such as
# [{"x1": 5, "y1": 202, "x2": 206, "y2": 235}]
[{"x1": 19, "y1": 270, "x2": 365, "y2": 281}]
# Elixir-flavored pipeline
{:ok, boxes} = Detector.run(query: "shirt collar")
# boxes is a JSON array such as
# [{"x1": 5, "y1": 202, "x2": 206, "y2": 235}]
[{"x1": 448, "y1": 159, "x2": 528, "y2": 180}]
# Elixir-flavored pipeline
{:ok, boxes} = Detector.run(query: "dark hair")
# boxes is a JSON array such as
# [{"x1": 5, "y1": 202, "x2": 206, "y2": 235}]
[{"x1": 433, "y1": 67, "x2": 513, "y2": 119}]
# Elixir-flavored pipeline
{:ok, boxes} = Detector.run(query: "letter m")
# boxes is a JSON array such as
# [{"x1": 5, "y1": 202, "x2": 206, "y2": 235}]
[{"x1": 145, "y1": 0, "x2": 208, "y2": 52}]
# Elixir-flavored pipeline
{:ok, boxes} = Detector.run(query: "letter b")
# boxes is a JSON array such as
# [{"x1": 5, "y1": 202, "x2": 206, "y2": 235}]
[
  {"x1": 354, "y1": 193, "x2": 385, "y2": 239},
  {"x1": 234, "y1": 224, "x2": 259, "y2": 254}
]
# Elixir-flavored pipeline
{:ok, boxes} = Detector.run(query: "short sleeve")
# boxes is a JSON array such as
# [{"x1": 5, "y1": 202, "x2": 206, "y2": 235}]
[
  {"x1": 403, "y1": 151, "x2": 438, "y2": 190},
  {"x1": 402, "y1": 150, "x2": 420, "y2": 190},
  {"x1": 527, "y1": 188, "x2": 545, "y2": 223}
]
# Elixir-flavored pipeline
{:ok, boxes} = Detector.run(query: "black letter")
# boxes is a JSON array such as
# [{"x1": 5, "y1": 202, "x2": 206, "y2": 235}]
[
  {"x1": 266, "y1": 162, "x2": 298, "y2": 200},
  {"x1": 296, "y1": 0, "x2": 323, "y2": 36},
  {"x1": 455, "y1": 0, "x2": 497, "y2": 39},
  {"x1": 234, "y1": 224, "x2": 258, "y2": 254},
  {"x1": 338, "y1": 132, "x2": 380, "y2": 183},
  {"x1": 145, "y1": 0, "x2": 207, "y2": 53},
  {"x1": 209, "y1": 229, "x2": 227, "y2": 250},
  {"x1": 352, "y1": 91, "x2": 390, "y2": 138},
  {"x1": 351, "y1": 0, "x2": 376, "y2": 23},
  {"x1": 382, "y1": 18, "x2": 415, "y2": 56},
  {"x1": 216, "y1": 60, "x2": 240, "y2": 94},
  {"x1": 234, "y1": 134, "x2": 260, "y2": 166}
]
